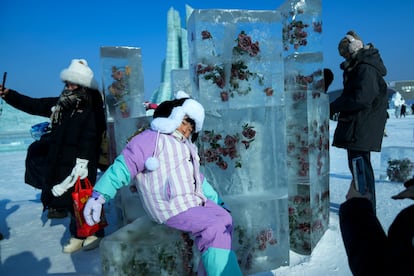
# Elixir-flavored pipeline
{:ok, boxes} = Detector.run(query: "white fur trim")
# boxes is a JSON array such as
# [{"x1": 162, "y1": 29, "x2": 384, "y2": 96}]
[
  {"x1": 182, "y1": 99, "x2": 204, "y2": 132},
  {"x1": 151, "y1": 117, "x2": 181, "y2": 133},
  {"x1": 60, "y1": 59, "x2": 99, "y2": 89},
  {"x1": 176, "y1": 90, "x2": 190, "y2": 99},
  {"x1": 150, "y1": 96, "x2": 205, "y2": 133}
]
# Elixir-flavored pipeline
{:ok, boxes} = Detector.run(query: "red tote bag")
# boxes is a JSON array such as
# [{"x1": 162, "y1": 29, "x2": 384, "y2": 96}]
[{"x1": 72, "y1": 177, "x2": 107, "y2": 237}]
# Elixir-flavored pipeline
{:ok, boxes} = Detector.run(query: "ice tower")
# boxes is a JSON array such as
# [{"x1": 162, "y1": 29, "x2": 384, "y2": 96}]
[
  {"x1": 279, "y1": 0, "x2": 330, "y2": 255},
  {"x1": 187, "y1": 8, "x2": 290, "y2": 274},
  {"x1": 151, "y1": 7, "x2": 190, "y2": 103}
]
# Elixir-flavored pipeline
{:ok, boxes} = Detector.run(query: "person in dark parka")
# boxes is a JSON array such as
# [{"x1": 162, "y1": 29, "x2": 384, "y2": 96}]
[
  {"x1": 330, "y1": 30, "x2": 388, "y2": 211},
  {"x1": 0, "y1": 59, "x2": 106, "y2": 253},
  {"x1": 339, "y1": 179, "x2": 414, "y2": 276}
]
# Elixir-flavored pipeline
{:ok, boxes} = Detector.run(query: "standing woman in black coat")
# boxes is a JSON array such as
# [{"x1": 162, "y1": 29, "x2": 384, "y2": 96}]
[
  {"x1": 330, "y1": 31, "x2": 388, "y2": 211},
  {"x1": 0, "y1": 59, "x2": 106, "y2": 253}
]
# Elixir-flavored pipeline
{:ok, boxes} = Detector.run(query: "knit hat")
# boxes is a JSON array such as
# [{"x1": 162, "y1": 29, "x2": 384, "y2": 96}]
[
  {"x1": 151, "y1": 91, "x2": 205, "y2": 134},
  {"x1": 391, "y1": 178, "x2": 414, "y2": 200},
  {"x1": 60, "y1": 59, "x2": 99, "y2": 89}
]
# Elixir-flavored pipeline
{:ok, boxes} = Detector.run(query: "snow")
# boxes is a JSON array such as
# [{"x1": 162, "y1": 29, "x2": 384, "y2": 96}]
[{"x1": 1, "y1": 114, "x2": 413, "y2": 276}]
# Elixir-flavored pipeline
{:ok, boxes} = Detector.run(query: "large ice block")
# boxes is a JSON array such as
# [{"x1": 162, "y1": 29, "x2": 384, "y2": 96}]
[
  {"x1": 100, "y1": 47, "x2": 150, "y2": 155},
  {"x1": 171, "y1": 69, "x2": 192, "y2": 96},
  {"x1": 100, "y1": 46, "x2": 145, "y2": 120},
  {"x1": 187, "y1": 9, "x2": 284, "y2": 110},
  {"x1": 283, "y1": 17, "x2": 330, "y2": 255},
  {"x1": 188, "y1": 8, "x2": 292, "y2": 268},
  {"x1": 196, "y1": 106, "x2": 289, "y2": 273},
  {"x1": 100, "y1": 216, "x2": 198, "y2": 276}
]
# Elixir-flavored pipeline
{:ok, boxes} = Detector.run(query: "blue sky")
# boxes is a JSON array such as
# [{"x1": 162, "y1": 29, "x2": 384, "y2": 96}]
[{"x1": 1, "y1": 0, "x2": 413, "y2": 100}]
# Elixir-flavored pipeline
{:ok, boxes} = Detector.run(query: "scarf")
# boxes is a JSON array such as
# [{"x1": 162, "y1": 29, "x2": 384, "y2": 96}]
[{"x1": 50, "y1": 87, "x2": 88, "y2": 126}]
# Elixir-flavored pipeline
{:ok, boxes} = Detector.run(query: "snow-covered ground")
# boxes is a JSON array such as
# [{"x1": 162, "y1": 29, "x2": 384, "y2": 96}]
[{"x1": 1, "y1": 114, "x2": 413, "y2": 276}]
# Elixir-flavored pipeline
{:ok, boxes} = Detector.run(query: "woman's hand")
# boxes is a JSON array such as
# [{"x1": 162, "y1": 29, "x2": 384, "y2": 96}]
[{"x1": 0, "y1": 85, "x2": 9, "y2": 98}]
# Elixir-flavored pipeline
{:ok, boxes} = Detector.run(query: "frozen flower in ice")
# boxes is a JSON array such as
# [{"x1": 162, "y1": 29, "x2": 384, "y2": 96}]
[
  {"x1": 264, "y1": 87, "x2": 274, "y2": 96},
  {"x1": 198, "y1": 124, "x2": 256, "y2": 169},
  {"x1": 313, "y1": 21, "x2": 322, "y2": 33},
  {"x1": 220, "y1": 91, "x2": 229, "y2": 102},
  {"x1": 201, "y1": 30, "x2": 212, "y2": 40},
  {"x1": 233, "y1": 31, "x2": 260, "y2": 57},
  {"x1": 196, "y1": 63, "x2": 225, "y2": 89},
  {"x1": 283, "y1": 20, "x2": 309, "y2": 51}
]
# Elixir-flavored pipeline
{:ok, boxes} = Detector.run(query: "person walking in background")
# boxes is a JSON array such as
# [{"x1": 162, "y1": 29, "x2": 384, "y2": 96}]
[
  {"x1": 339, "y1": 178, "x2": 414, "y2": 275},
  {"x1": 400, "y1": 103, "x2": 407, "y2": 118},
  {"x1": 0, "y1": 59, "x2": 106, "y2": 253},
  {"x1": 83, "y1": 91, "x2": 242, "y2": 276},
  {"x1": 330, "y1": 30, "x2": 388, "y2": 211},
  {"x1": 392, "y1": 91, "x2": 404, "y2": 118}
]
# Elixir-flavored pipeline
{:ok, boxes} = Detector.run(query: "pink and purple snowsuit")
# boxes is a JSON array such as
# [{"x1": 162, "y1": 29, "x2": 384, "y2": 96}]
[{"x1": 93, "y1": 129, "x2": 241, "y2": 275}]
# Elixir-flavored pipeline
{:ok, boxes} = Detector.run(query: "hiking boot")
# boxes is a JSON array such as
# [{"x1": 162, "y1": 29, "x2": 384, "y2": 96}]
[
  {"x1": 63, "y1": 237, "x2": 84, "y2": 253},
  {"x1": 47, "y1": 208, "x2": 68, "y2": 219},
  {"x1": 82, "y1": 235, "x2": 102, "y2": 251}
]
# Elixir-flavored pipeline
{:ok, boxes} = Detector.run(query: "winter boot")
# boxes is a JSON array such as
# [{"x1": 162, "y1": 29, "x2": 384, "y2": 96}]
[
  {"x1": 63, "y1": 237, "x2": 83, "y2": 253},
  {"x1": 82, "y1": 235, "x2": 101, "y2": 251},
  {"x1": 48, "y1": 208, "x2": 68, "y2": 219}
]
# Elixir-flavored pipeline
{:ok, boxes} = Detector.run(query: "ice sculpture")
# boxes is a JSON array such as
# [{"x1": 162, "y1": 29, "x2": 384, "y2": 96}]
[
  {"x1": 151, "y1": 8, "x2": 189, "y2": 104},
  {"x1": 99, "y1": 0, "x2": 329, "y2": 274},
  {"x1": 100, "y1": 216, "x2": 198, "y2": 275},
  {"x1": 280, "y1": 0, "x2": 330, "y2": 255},
  {"x1": 100, "y1": 46, "x2": 150, "y2": 156},
  {"x1": 188, "y1": 8, "x2": 290, "y2": 274},
  {"x1": 171, "y1": 69, "x2": 192, "y2": 96}
]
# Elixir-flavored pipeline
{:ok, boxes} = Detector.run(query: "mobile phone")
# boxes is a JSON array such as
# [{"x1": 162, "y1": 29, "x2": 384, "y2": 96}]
[
  {"x1": 1, "y1": 72, "x2": 7, "y2": 92},
  {"x1": 352, "y1": 157, "x2": 367, "y2": 194}
]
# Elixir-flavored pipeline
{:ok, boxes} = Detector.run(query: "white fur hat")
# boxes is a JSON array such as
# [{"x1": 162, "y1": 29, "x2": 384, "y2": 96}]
[
  {"x1": 151, "y1": 91, "x2": 205, "y2": 134},
  {"x1": 60, "y1": 59, "x2": 99, "y2": 89}
]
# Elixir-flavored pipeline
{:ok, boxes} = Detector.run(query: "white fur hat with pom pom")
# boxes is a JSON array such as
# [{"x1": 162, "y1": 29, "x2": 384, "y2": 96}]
[
  {"x1": 144, "y1": 91, "x2": 205, "y2": 171},
  {"x1": 150, "y1": 91, "x2": 205, "y2": 134}
]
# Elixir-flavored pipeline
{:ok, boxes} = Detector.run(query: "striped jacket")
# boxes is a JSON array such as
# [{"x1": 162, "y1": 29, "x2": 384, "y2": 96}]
[{"x1": 94, "y1": 129, "x2": 208, "y2": 223}]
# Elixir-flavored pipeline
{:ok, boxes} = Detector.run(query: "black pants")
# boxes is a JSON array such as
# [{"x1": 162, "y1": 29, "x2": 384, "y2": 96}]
[{"x1": 347, "y1": 150, "x2": 376, "y2": 211}]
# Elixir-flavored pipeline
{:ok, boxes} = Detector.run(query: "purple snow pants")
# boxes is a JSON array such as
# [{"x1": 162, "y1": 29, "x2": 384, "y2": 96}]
[{"x1": 166, "y1": 199, "x2": 233, "y2": 252}]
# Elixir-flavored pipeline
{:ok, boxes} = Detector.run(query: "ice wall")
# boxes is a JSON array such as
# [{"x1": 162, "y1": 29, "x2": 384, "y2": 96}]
[
  {"x1": 280, "y1": 0, "x2": 330, "y2": 255},
  {"x1": 187, "y1": 8, "x2": 290, "y2": 274}
]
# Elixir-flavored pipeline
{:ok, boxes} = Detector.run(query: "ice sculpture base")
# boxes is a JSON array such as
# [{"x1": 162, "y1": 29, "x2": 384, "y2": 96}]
[{"x1": 100, "y1": 216, "x2": 198, "y2": 276}]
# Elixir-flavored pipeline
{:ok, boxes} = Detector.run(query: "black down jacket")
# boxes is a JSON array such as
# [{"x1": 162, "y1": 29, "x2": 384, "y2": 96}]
[
  {"x1": 4, "y1": 89, "x2": 106, "y2": 210},
  {"x1": 330, "y1": 44, "x2": 388, "y2": 152}
]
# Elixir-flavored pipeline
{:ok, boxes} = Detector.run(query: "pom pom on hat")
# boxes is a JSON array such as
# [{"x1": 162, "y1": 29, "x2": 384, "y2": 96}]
[
  {"x1": 60, "y1": 59, "x2": 99, "y2": 89},
  {"x1": 145, "y1": 156, "x2": 160, "y2": 171}
]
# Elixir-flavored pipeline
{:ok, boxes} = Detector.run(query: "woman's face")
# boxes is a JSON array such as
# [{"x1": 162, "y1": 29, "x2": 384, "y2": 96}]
[
  {"x1": 177, "y1": 115, "x2": 194, "y2": 139},
  {"x1": 63, "y1": 81, "x2": 79, "y2": 91}
]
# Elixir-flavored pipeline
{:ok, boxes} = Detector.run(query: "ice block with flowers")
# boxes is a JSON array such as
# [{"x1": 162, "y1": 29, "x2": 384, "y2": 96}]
[
  {"x1": 281, "y1": 0, "x2": 330, "y2": 255},
  {"x1": 188, "y1": 8, "x2": 290, "y2": 274}
]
